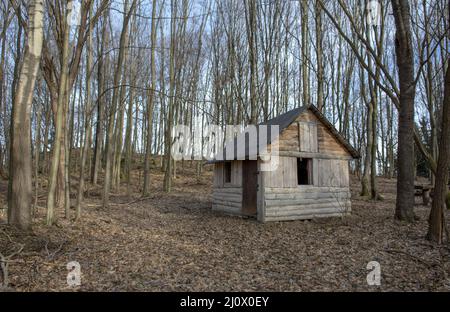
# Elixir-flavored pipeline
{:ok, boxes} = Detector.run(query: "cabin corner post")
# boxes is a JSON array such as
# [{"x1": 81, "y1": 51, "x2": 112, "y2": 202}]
[{"x1": 257, "y1": 160, "x2": 266, "y2": 222}]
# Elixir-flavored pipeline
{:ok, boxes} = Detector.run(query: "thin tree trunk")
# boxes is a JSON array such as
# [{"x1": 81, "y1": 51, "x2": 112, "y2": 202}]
[
  {"x1": 47, "y1": 0, "x2": 73, "y2": 225},
  {"x1": 301, "y1": 0, "x2": 309, "y2": 106},
  {"x1": 426, "y1": 44, "x2": 450, "y2": 243},
  {"x1": 163, "y1": 0, "x2": 177, "y2": 193},
  {"x1": 91, "y1": 10, "x2": 108, "y2": 185},
  {"x1": 143, "y1": 0, "x2": 158, "y2": 196},
  {"x1": 102, "y1": 0, "x2": 135, "y2": 208},
  {"x1": 245, "y1": 0, "x2": 258, "y2": 124},
  {"x1": 76, "y1": 1, "x2": 94, "y2": 220},
  {"x1": 315, "y1": 0, "x2": 324, "y2": 112}
]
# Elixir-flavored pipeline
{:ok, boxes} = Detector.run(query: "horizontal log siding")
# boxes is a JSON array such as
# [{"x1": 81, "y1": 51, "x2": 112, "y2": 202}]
[
  {"x1": 263, "y1": 186, "x2": 351, "y2": 221},
  {"x1": 212, "y1": 187, "x2": 243, "y2": 215}
]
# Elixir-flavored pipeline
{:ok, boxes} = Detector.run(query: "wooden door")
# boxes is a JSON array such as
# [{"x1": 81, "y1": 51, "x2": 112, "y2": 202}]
[{"x1": 242, "y1": 160, "x2": 258, "y2": 216}]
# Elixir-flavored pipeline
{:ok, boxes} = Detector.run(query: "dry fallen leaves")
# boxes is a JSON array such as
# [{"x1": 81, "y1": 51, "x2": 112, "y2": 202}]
[{"x1": 0, "y1": 168, "x2": 449, "y2": 291}]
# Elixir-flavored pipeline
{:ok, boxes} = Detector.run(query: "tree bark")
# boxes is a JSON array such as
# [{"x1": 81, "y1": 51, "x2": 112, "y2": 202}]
[
  {"x1": 301, "y1": 0, "x2": 310, "y2": 106},
  {"x1": 426, "y1": 42, "x2": 450, "y2": 243},
  {"x1": 315, "y1": 0, "x2": 324, "y2": 112},
  {"x1": 392, "y1": 0, "x2": 416, "y2": 222},
  {"x1": 76, "y1": 1, "x2": 94, "y2": 220},
  {"x1": 102, "y1": 0, "x2": 135, "y2": 208},
  {"x1": 91, "y1": 10, "x2": 108, "y2": 185},
  {"x1": 143, "y1": 0, "x2": 158, "y2": 196},
  {"x1": 47, "y1": 0, "x2": 73, "y2": 225},
  {"x1": 8, "y1": 0, "x2": 44, "y2": 230},
  {"x1": 245, "y1": 0, "x2": 258, "y2": 124}
]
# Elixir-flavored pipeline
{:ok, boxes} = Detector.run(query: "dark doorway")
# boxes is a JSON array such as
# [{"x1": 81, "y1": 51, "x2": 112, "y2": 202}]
[
  {"x1": 242, "y1": 160, "x2": 258, "y2": 216},
  {"x1": 224, "y1": 162, "x2": 232, "y2": 184},
  {"x1": 297, "y1": 158, "x2": 312, "y2": 185}
]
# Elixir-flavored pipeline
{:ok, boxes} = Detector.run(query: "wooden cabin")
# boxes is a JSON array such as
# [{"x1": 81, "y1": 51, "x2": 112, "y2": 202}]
[{"x1": 209, "y1": 105, "x2": 359, "y2": 222}]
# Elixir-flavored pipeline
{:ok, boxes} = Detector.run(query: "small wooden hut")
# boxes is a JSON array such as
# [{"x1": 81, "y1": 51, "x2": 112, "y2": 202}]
[{"x1": 209, "y1": 105, "x2": 359, "y2": 222}]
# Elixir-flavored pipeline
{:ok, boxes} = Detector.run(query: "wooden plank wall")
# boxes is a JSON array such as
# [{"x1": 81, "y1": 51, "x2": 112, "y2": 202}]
[
  {"x1": 298, "y1": 121, "x2": 318, "y2": 153},
  {"x1": 232, "y1": 161, "x2": 243, "y2": 186},
  {"x1": 317, "y1": 159, "x2": 349, "y2": 187},
  {"x1": 213, "y1": 163, "x2": 223, "y2": 187},
  {"x1": 212, "y1": 161, "x2": 243, "y2": 215},
  {"x1": 211, "y1": 107, "x2": 354, "y2": 222},
  {"x1": 263, "y1": 186, "x2": 351, "y2": 221},
  {"x1": 212, "y1": 187, "x2": 243, "y2": 215},
  {"x1": 264, "y1": 156, "x2": 349, "y2": 189},
  {"x1": 265, "y1": 156, "x2": 297, "y2": 188},
  {"x1": 261, "y1": 156, "x2": 351, "y2": 221},
  {"x1": 273, "y1": 110, "x2": 351, "y2": 157},
  {"x1": 213, "y1": 161, "x2": 243, "y2": 188}
]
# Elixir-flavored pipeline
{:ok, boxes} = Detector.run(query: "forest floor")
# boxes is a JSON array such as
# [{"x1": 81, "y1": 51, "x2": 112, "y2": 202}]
[{"x1": 1, "y1": 164, "x2": 450, "y2": 291}]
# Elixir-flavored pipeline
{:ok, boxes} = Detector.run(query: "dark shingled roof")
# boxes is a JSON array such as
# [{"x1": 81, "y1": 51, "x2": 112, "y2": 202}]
[
  {"x1": 259, "y1": 106, "x2": 308, "y2": 130},
  {"x1": 207, "y1": 104, "x2": 359, "y2": 163}
]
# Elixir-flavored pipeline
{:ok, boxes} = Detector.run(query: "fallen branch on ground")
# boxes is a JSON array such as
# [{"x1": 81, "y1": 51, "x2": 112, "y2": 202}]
[
  {"x1": 0, "y1": 244, "x2": 25, "y2": 288},
  {"x1": 384, "y1": 248, "x2": 435, "y2": 268}
]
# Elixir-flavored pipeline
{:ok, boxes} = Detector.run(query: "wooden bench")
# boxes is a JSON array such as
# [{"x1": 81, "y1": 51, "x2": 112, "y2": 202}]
[{"x1": 415, "y1": 184, "x2": 433, "y2": 206}]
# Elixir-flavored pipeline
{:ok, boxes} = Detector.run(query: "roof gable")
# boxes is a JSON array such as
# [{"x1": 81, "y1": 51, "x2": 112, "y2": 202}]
[
  {"x1": 302, "y1": 105, "x2": 360, "y2": 158},
  {"x1": 209, "y1": 105, "x2": 359, "y2": 163}
]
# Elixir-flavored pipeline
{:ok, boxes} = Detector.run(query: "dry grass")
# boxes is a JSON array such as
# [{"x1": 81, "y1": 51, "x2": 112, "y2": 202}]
[{"x1": 0, "y1": 165, "x2": 449, "y2": 291}]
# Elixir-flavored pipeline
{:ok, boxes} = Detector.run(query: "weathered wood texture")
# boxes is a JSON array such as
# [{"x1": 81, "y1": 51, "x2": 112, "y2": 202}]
[
  {"x1": 212, "y1": 187, "x2": 243, "y2": 215},
  {"x1": 298, "y1": 121, "x2": 318, "y2": 152},
  {"x1": 257, "y1": 162, "x2": 266, "y2": 222},
  {"x1": 264, "y1": 156, "x2": 349, "y2": 188},
  {"x1": 211, "y1": 108, "x2": 354, "y2": 222},
  {"x1": 212, "y1": 162, "x2": 243, "y2": 215},
  {"x1": 265, "y1": 156, "x2": 298, "y2": 188},
  {"x1": 263, "y1": 186, "x2": 351, "y2": 221},
  {"x1": 273, "y1": 110, "x2": 351, "y2": 157},
  {"x1": 213, "y1": 161, "x2": 243, "y2": 187},
  {"x1": 316, "y1": 159, "x2": 349, "y2": 187},
  {"x1": 242, "y1": 160, "x2": 258, "y2": 215}
]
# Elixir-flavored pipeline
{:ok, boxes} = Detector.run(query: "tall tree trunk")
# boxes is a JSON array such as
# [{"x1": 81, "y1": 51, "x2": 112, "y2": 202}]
[
  {"x1": 76, "y1": 1, "x2": 94, "y2": 220},
  {"x1": 163, "y1": 0, "x2": 177, "y2": 193},
  {"x1": 143, "y1": 0, "x2": 158, "y2": 196},
  {"x1": 34, "y1": 95, "x2": 42, "y2": 214},
  {"x1": 64, "y1": 75, "x2": 71, "y2": 218},
  {"x1": 301, "y1": 0, "x2": 310, "y2": 106},
  {"x1": 245, "y1": 0, "x2": 258, "y2": 124},
  {"x1": 315, "y1": 0, "x2": 324, "y2": 112},
  {"x1": 0, "y1": 4, "x2": 11, "y2": 177},
  {"x1": 361, "y1": 103, "x2": 373, "y2": 197},
  {"x1": 392, "y1": 0, "x2": 416, "y2": 222},
  {"x1": 47, "y1": 0, "x2": 73, "y2": 225},
  {"x1": 8, "y1": 0, "x2": 44, "y2": 230},
  {"x1": 426, "y1": 39, "x2": 450, "y2": 243},
  {"x1": 360, "y1": 64, "x2": 372, "y2": 197},
  {"x1": 102, "y1": 0, "x2": 135, "y2": 208},
  {"x1": 91, "y1": 10, "x2": 108, "y2": 185}
]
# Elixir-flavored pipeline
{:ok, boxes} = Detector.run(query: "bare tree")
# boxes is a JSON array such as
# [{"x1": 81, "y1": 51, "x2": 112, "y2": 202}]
[
  {"x1": 102, "y1": 0, "x2": 136, "y2": 208},
  {"x1": 8, "y1": 0, "x2": 44, "y2": 230},
  {"x1": 143, "y1": 0, "x2": 158, "y2": 196},
  {"x1": 75, "y1": 0, "x2": 94, "y2": 220},
  {"x1": 427, "y1": 35, "x2": 450, "y2": 242},
  {"x1": 392, "y1": 0, "x2": 417, "y2": 222}
]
